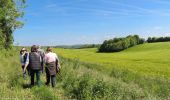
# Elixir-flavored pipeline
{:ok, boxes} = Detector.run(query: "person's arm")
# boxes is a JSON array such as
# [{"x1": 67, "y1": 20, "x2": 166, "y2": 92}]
[{"x1": 23, "y1": 53, "x2": 29, "y2": 72}]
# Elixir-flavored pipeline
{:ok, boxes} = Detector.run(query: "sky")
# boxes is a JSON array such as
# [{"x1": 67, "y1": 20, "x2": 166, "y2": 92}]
[{"x1": 14, "y1": 0, "x2": 170, "y2": 46}]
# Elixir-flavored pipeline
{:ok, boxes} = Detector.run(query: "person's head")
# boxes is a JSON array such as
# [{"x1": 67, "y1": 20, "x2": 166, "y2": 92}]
[
  {"x1": 46, "y1": 47, "x2": 52, "y2": 52},
  {"x1": 20, "y1": 47, "x2": 27, "y2": 54},
  {"x1": 31, "y1": 45, "x2": 38, "y2": 52}
]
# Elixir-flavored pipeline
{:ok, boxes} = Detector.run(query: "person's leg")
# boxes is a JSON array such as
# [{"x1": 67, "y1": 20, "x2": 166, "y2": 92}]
[
  {"x1": 51, "y1": 75, "x2": 56, "y2": 87},
  {"x1": 45, "y1": 67, "x2": 50, "y2": 85},
  {"x1": 30, "y1": 70, "x2": 35, "y2": 86},
  {"x1": 36, "y1": 70, "x2": 41, "y2": 87},
  {"x1": 27, "y1": 68, "x2": 31, "y2": 76},
  {"x1": 22, "y1": 66, "x2": 26, "y2": 79}
]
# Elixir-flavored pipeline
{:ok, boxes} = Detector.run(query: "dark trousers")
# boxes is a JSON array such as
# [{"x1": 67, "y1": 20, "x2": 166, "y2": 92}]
[
  {"x1": 22, "y1": 66, "x2": 26, "y2": 79},
  {"x1": 22, "y1": 66, "x2": 30, "y2": 79},
  {"x1": 30, "y1": 69, "x2": 41, "y2": 87},
  {"x1": 45, "y1": 68, "x2": 56, "y2": 87}
]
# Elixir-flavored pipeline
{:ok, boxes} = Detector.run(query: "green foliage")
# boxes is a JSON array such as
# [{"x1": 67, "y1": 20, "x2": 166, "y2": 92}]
[
  {"x1": 147, "y1": 36, "x2": 170, "y2": 43},
  {"x1": 98, "y1": 35, "x2": 145, "y2": 52},
  {"x1": 32, "y1": 86, "x2": 60, "y2": 100},
  {"x1": 59, "y1": 57, "x2": 148, "y2": 100},
  {"x1": 0, "y1": 0, "x2": 25, "y2": 49}
]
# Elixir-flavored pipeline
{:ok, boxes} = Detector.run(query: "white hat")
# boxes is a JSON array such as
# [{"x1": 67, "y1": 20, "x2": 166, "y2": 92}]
[{"x1": 21, "y1": 48, "x2": 26, "y2": 51}]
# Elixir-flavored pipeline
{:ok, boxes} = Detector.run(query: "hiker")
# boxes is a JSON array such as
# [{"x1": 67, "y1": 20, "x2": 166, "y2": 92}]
[
  {"x1": 24, "y1": 45, "x2": 43, "y2": 87},
  {"x1": 45, "y1": 47, "x2": 60, "y2": 87},
  {"x1": 20, "y1": 47, "x2": 29, "y2": 79},
  {"x1": 37, "y1": 45, "x2": 45, "y2": 73}
]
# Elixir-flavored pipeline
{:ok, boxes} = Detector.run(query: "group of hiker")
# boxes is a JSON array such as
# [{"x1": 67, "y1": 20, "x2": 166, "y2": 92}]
[{"x1": 20, "y1": 45, "x2": 60, "y2": 87}]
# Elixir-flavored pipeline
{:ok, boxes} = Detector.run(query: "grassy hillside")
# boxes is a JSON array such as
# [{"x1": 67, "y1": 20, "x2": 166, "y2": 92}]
[
  {"x1": 54, "y1": 42, "x2": 170, "y2": 99},
  {"x1": 55, "y1": 42, "x2": 170, "y2": 78}
]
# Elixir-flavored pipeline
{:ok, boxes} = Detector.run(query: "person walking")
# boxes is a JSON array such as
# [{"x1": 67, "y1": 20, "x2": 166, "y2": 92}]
[
  {"x1": 24, "y1": 45, "x2": 43, "y2": 87},
  {"x1": 45, "y1": 47, "x2": 60, "y2": 87},
  {"x1": 37, "y1": 45, "x2": 45, "y2": 73},
  {"x1": 20, "y1": 47, "x2": 29, "y2": 80}
]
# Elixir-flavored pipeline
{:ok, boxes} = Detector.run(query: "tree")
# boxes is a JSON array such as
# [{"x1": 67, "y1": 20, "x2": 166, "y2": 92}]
[
  {"x1": 134, "y1": 35, "x2": 140, "y2": 44},
  {"x1": 147, "y1": 37, "x2": 152, "y2": 43},
  {"x1": 147, "y1": 36, "x2": 170, "y2": 43},
  {"x1": 151, "y1": 37, "x2": 157, "y2": 42},
  {"x1": 98, "y1": 35, "x2": 145, "y2": 52},
  {"x1": 139, "y1": 38, "x2": 145, "y2": 44},
  {"x1": 0, "y1": 0, "x2": 25, "y2": 49}
]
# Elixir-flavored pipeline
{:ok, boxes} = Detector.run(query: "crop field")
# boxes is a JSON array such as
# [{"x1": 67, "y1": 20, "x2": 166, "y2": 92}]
[
  {"x1": 55, "y1": 42, "x2": 170, "y2": 78},
  {"x1": 53, "y1": 42, "x2": 170, "y2": 99}
]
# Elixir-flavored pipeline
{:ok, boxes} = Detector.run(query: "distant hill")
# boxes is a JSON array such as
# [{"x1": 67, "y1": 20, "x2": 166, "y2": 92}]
[{"x1": 55, "y1": 44, "x2": 101, "y2": 49}]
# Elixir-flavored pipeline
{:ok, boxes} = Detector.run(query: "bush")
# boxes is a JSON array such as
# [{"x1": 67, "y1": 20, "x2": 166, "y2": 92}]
[{"x1": 99, "y1": 35, "x2": 145, "y2": 52}]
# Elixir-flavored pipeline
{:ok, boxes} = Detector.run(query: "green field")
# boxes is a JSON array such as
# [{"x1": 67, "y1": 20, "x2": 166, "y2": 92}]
[
  {"x1": 54, "y1": 42, "x2": 170, "y2": 99},
  {"x1": 0, "y1": 42, "x2": 170, "y2": 99},
  {"x1": 55, "y1": 42, "x2": 170, "y2": 78}
]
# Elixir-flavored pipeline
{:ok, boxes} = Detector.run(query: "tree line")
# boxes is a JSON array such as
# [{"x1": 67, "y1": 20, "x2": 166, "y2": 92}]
[
  {"x1": 98, "y1": 35, "x2": 145, "y2": 52},
  {"x1": 0, "y1": 0, "x2": 25, "y2": 49},
  {"x1": 147, "y1": 37, "x2": 170, "y2": 43},
  {"x1": 55, "y1": 44, "x2": 100, "y2": 49}
]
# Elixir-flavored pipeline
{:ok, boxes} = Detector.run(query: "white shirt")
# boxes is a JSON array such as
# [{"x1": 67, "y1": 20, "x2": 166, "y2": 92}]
[
  {"x1": 45, "y1": 52, "x2": 59, "y2": 63},
  {"x1": 20, "y1": 53, "x2": 29, "y2": 66}
]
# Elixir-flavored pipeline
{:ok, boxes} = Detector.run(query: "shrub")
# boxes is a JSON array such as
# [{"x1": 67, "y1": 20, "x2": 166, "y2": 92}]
[{"x1": 99, "y1": 35, "x2": 145, "y2": 52}]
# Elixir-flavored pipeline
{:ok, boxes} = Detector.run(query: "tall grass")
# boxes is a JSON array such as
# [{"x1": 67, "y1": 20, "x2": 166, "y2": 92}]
[
  {"x1": 58, "y1": 57, "x2": 162, "y2": 100},
  {"x1": 0, "y1": 48, "x2": 65, "y2": 100}
]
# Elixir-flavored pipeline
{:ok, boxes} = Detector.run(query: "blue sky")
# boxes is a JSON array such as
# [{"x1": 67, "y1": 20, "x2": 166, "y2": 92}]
[{"x1": 14, "y1": 0, "x2": 170, "y2": 46}]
